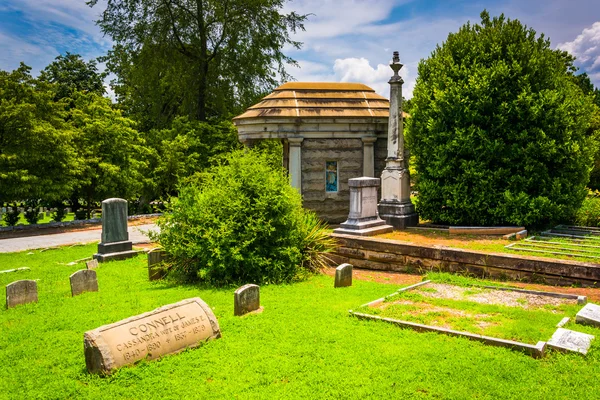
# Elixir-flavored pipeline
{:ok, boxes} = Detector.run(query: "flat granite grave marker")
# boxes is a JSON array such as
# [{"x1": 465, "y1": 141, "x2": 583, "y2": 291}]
[
  {"x1": 234, "y1": 284, "x2": 261, "y2": 316},
  {"x1": 335, "y1": 263, "x2": 353, "y2": 288},
  {"x1": 547, "y1": 328, "x2": 594, "y2": 355},
  {"x1": 70, "y1": 270, "x2": 98, "y2": 297},
  {"x1": 84, "y1": 297, "x2": 221, "y2": 374},
  {"x1": 6, "y1": 280, "x2": 38, "y2": 309},
  {"x1": 93, "y1": 198, "x2": 137, "y2": 262},
  {"x1": 148, "y1": 248, "x2": 169, "y2": 281},
  {"x1": 86, "y1": 259, "x2": 99, "y2": 270},
  {"x1": 576, "y1": 303, "x2": 600, "y2": 327}
]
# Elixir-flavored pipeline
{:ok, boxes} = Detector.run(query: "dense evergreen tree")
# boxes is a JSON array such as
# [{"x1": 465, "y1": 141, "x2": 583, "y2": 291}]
[{"x1": 407, "y1": 11, "x2": 597, "y2": 227}]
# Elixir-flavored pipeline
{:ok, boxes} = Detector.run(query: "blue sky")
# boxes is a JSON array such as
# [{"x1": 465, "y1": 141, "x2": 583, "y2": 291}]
[{"x1": 1, "y1": 0, "x2": 599, "y2": 98}]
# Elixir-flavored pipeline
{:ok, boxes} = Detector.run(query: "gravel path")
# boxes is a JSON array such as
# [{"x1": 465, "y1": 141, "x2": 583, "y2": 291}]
[{"x1": 0, "y1": 223, "x2": 159, "y2": 253}]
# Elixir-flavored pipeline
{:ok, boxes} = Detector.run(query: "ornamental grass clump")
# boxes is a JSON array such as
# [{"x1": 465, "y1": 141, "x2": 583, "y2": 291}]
[{"x1": 154, "y1": 149, "x2": 334, "y2": 285}]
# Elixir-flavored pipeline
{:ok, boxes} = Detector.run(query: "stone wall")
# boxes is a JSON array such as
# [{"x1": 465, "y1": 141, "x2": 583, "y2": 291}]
[
  {"x1": 330, "y1": 233, "x2": 600, "y2": 287},
  {"x1": 302, "y1": 138, "x2": 363, "y2": 223}
]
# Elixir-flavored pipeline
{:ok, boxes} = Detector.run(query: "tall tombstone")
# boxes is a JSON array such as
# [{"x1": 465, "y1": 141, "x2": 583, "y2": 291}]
[
  {"x1": 93, "y1": 198, "x2": 137, "y2": 262},
  {"x1": 70, "y1": 270, "x2": 98, "y2": 297},
  {"x1": 334, "y1": 263, "x2": 353, "y2": 288},
  {"x1": 6, "y1": 280, "x2": 38, "y2": 309},
  {"x1": 234, "y1": 284, "x2": 262, "y2": 316},
  {"x1": 333, "y1": 177, "x2": 392, "y2": 236}
]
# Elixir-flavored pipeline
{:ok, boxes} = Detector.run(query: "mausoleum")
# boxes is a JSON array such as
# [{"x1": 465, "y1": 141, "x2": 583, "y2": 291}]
[{"x1": 233, "y1": 82, "x2": 405, "y2": 223}]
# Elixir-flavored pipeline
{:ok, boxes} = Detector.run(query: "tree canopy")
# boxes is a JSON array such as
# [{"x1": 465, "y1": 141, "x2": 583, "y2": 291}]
[
  {"x1": 407, "y1": 11, "x2": 597, "y2": 227},
  {"x1": 88, "y1": 0, "x2": 307, "y2": 128}
]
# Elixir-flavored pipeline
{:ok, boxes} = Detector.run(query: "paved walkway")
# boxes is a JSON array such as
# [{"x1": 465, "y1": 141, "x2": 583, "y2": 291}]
[{"x1": 0, "y1": 224, "x2": 158, "y2": 253}]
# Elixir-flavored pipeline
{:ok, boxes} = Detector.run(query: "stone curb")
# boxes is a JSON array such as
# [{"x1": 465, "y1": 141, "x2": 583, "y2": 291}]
[
  {"x1": 481, "y1": 286, "x2": 587, "y2": 304},
  {"x1": 361, "y1": 280, "x2": 431, "y2": 308},
  {"x1": 350, "y1": 311, "x2": 546, "y2": 358}
]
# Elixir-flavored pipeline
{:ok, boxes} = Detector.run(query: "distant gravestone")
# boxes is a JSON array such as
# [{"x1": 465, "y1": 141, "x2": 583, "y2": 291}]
[
  {"x1": 547, "y1": 328, "x2": 594, "y2": 355},
  {"x1": 6, "y1": 280, "x2": 38, "y2": 309},
  {"x1": 70, "y1": 270, "x2": 98, "y2": 297},
  {"x1": 148, "y1": 248, "x2": 169, "y2": 281},
  {"x1": 84, "y1": 297, "x2": 221, "y2": 374},
  {"x1": 86, "y1": 259, "x2": 99, "y2": 270},
  {"x1": 576, "y1": 303, "x2": 600, "y2": 327},
  {"x1": 234, "y1": 284, "x2": 261, "y2": 316},
  {"x1": 335, "y1": 263, "x2": 353, "y2": 288},
  {"x1": 93, "y1": 198, "x2": 137, "y2": 262}
]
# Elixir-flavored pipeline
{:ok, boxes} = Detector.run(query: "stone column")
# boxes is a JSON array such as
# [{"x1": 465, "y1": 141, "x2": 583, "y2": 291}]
[
  {"x1": 362, "y1": 137, "x2": 377, "y2": 177},
  {"x1": 288, "y1": 137, "x2": 303, "y2": 192},
  {"x1": 378, "y1": 51, "x2": 418, "y2": 229}
]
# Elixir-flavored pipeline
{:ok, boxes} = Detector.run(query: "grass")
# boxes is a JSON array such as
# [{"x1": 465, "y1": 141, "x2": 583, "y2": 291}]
[
  {"x1": 0, "y1": 212, "x2": 76, "y2": 227},
  {"x1": 379, "y1": 228, "x2": 600, "y2": 263},
  {"x1": 1, "y1": 246, "x2": 600, "y2": 399},
  {"x1": 356, "y1": 290, "x2": 583, "y2": 344}
]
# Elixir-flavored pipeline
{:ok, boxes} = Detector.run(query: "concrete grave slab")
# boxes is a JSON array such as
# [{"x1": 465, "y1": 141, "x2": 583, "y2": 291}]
[
  {"x1": 70, "y1": 270, "x2": 98, "y2": 297},
  {"x1": 547, "y1": 328, "x2": 594, "y2": 355},
  {"x1": 84, "y1": 297, "x2": 221, "y2": 374},
  {"x1": 576, "y1": 303, "x2": 600, "y2": 328},
  {"x1": 6, "y1": 279, "x2": 38, "y2": 309}
]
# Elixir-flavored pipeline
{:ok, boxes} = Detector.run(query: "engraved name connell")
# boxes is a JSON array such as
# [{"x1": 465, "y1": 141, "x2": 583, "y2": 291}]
[{"x1": 84, "y1": 298, "x2": 221, "y2": 374}]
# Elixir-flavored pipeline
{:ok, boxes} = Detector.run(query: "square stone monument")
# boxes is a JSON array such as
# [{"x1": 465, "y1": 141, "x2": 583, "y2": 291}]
[
  {"x1": 333, "y1": 177, "x2": 392, "y2": 236},
  {"x1": 6, "y1": 280, "x2": 38, "y2": 309},
  {"x1": 70, "y1": 269, "x2": 99, "y2": 297},
  {"x1": 334, "y1": 263, "x2": 353, "y2": 288},
  {"x1": 547, "y1": 328, "x2": 594, "y2": 355},
  {"x1": 234, "y1": 284, "x2": 262, "y2": 316},
  {"x1": 576, "y1": 303, "x2": 600, "y2": 327},
  {"x1": 93, "y1": 198, "x2": 137, "y2": 262}
]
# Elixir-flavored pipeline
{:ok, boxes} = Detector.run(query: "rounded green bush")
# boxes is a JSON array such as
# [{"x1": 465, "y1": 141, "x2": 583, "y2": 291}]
[
  {"x1": 154, "y1": 148, "x2": 333, "y2": 285},
  {"x1": 407, "y1": 11, "x2": 596, "y2": 227}
]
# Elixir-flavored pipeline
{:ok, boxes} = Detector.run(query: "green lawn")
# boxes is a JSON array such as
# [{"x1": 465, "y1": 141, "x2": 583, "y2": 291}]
[
  {"x1": 1, "y1": 245, "x2": 600, "y2": 399},
  {"x1": 0, "y1": 212, "x2": 76, "y2": 227}
]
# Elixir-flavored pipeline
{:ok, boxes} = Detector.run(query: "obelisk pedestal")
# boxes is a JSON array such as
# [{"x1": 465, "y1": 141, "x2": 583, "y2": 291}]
[{"x1": 334, "y1": 177, "x2": 392, "y2": 236}]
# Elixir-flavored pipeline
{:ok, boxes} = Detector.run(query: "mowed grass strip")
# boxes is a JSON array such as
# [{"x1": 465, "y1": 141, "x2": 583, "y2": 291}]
[
  {"x1": 359, "y1": 290, "x2": 582, "y2": 344},
  {"x1": 0, "y1": 245, "x2": 600, "y2": 399}
]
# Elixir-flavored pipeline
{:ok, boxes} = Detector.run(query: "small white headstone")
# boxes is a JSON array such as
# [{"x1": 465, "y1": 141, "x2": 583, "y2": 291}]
[
  {"x1": 576, "y1": 303, "x2": 600, "y2": 328},
  {"x1": 547, "y1": 328, "x2": 594, "y2": 355}
]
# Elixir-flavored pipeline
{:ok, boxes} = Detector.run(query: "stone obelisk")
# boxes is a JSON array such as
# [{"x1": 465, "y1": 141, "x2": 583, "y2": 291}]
[{"x1": 378, "y1": 51, "x2": 418, "y2": 229}]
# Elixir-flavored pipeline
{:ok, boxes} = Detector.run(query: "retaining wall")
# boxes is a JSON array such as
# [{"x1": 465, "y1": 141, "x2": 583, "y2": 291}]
[{"x1": 330, "y1": 233, "x2": 600, "y2": 287}]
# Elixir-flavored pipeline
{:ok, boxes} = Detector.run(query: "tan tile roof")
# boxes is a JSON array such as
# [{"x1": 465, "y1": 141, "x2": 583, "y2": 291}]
[{"x1": 233, "y1": 82, "x2": 407, "y2": 121}]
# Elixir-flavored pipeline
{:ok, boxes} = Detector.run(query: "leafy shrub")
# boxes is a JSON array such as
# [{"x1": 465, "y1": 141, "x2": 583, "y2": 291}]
[
  {"x1": 153, "y1": 149, "x2": 334, "y2": 285},
  {"x1": 74, "y1": 209, "x2": 87, "y2": 220},
  {"x1": 407, "y1": 11, "x2": 596, "y2": 228},
  {"x1": 51, "y1": 205, "x2": 67, "y2": 222},
  {"x1": 24, "y1": 209, "x2": 42, "y2": 225},
  {"x1": 575, "y1": 195, "x2": 600, "y2": 227},
  {"x1": 2, "y1": 206, "x2": 20, "y2": 226}
]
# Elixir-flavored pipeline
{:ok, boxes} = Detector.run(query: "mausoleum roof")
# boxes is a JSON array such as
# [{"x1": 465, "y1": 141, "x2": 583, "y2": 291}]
[{"x1": 233, "y1": 82, "x2": 407, "y2": 121}]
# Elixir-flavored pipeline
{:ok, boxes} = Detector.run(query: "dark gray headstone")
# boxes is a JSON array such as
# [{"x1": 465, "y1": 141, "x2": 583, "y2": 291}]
[
  {"x1": 94, "y1": 198, "x2": 137, "y2": 262},
  {"x1": 101, "y1": 198, "x2": 128, "y2": 243},
  {"x1": 576, "y1": 303, "x2": 600, "y2": 327},
  {"x1": 86, "y1": 259, "x2": 99, "y2": 270},
  {"x1": 234, "y1": 284, "x2": 261, "y2": 316},
  {"x1": 6, "y1": 280, "x2": 38, "y2": 308},
  {"x1": 70, "y1": 269, "x2": 98, "y2": 297},
  {"x1": 148, "y1": 248, "x2": 169, "y2": 281},
  {"x1": 335, "y1": 263, "x2": 353, "y2": 288}
]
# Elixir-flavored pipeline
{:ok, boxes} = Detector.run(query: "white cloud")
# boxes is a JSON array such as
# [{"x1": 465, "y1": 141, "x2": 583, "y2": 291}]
[{"x1": 558, "y1": 21, "x2": 600, "y2": 77}]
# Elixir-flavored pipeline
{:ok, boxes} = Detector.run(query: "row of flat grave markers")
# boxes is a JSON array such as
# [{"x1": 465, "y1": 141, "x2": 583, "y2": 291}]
[{"x1": 5, "y1": 262, "x2": 99, "y2": 308}]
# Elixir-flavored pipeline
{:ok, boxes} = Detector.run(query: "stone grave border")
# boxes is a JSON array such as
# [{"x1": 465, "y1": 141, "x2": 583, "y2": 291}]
[{"x1": 349, "y1": 280, "x2": 590, "y2": 358}]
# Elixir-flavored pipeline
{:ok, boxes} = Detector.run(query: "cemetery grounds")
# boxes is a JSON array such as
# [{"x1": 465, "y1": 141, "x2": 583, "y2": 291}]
[{"x1": 2, "y1": 244, "x2": 600, "y2": 399}]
